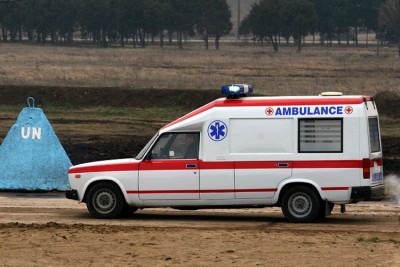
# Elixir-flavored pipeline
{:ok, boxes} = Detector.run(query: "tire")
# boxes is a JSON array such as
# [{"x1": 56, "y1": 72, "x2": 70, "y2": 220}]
[
  {"x1": 281, "y1": 185, "x2": 321, "y2": 223},
  {"x1": 86, "y1": 182, "x2": 126, "y2": 219}
]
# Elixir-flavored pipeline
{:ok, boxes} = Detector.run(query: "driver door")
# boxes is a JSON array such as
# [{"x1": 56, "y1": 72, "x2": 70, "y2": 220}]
[{"x1": 138, "y1": 132, "x2": 200, "y2": 200}]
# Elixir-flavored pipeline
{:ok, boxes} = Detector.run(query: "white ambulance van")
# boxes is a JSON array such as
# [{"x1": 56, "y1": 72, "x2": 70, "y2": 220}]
[{"x1": 66, "y1": 84, "x2": 384, "y2": 222}]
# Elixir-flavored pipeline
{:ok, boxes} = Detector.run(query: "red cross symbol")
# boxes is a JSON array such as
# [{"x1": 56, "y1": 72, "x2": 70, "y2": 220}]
[
  {"x1": 265, "y1": 107, "x2": 274, "y2": 116},
  {"x1": 345, "y1": 106, "x2": 353, "y2": 114}
]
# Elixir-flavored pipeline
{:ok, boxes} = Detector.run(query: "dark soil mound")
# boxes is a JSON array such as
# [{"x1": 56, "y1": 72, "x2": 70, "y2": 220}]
[
  {"x1": 374, "y1": 91, "x2": 400, "y2": 118},
  {"x1": 63, "y1": 136, "x2": 149, "y2": 165},
  {"x1": 0, "y1": 85, "x2": 222, "y2": 110}
]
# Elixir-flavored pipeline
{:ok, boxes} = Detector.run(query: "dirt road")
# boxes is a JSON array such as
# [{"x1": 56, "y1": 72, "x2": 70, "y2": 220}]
[{"x1": 0, "y1": 192, "x2": 399, "y2": 267}]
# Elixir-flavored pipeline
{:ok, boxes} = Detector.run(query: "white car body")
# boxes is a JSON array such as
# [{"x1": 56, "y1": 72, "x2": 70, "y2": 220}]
[{"x1": 67, "y1": 91, "x2": 384, "y2": 222}]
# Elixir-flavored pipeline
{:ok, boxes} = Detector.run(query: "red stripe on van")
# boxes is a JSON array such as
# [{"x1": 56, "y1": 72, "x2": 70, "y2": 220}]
[
  {"x1": 199, "y1": 188, "x2": 277, "y2": 193},
  {"x1": 128, "y1": 189, "x2": 199, "y2": 194},
  {"x1": 200, "y1": 162, "x2": 234, "y2": 169},
  {"x1": 202, "y1": 161, "x2": 359, "y2": 170},
  {"x1": 70, "y1": 160, "x2": 364, "y2": 174},
  {"x1": 235, "y1": 161, "x2": 293, "y2": 168},
  {"x1": 139, "y1": 160, "x2": 199, "y2": 170},
  {"x1": 127, "y1": 187, "x2": 348, "y2": 195},
  {"x1": 293, "y1": 160, "x2": 362, "y2": 168},
  {"x1": 218, "y1": 98, "x2": 364, "y2": 107},
  {"x1": 201, "y1": 161, "x2": 291, "y2": 169},
  {"x1": 68, "y1": 163, "x2": 139, "y2": 174},
  {"x1": 127, "y1": 188, "x2": 278, "y2": 194},
  {"x1": 321, "y1": 187, "x2": 349, "y2": 191}
]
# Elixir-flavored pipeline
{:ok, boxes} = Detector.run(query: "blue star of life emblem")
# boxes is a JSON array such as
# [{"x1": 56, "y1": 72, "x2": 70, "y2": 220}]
[{"x1": 208, "y1": 120, "x2": 227, "y2": 141}]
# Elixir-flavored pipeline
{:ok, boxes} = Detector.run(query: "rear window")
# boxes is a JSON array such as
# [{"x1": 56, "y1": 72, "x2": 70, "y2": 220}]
[{"x1": 369, "y1": 117, "x2": 381, "y2": 153}]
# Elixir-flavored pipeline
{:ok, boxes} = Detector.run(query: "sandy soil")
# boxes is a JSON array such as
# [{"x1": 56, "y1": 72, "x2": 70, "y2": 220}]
[{"x1": 0, "y1": 192, "x2": 399, "y2": 267}]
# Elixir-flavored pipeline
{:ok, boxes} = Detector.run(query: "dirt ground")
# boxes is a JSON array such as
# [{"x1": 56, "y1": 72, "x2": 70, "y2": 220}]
[{"x1": 0, "y1": 192, "x2": 399, "y2": 267}]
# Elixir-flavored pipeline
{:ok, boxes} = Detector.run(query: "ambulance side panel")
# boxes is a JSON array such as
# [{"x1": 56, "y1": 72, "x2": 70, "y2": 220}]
[{"x1": 199, "y1": 103, "x2": 365, "y2": 204}]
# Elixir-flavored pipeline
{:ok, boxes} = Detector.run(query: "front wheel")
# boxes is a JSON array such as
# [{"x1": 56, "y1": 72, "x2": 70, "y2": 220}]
[
  {"x1": 86, "y1": 182, "x2": 126, "y2": 219},
  {"x1": 281, "y1": 185, "x2": 321, "y2": 223}
]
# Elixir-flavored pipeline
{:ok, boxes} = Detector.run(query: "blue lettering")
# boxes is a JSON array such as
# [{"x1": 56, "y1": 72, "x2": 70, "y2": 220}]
[
  {"x1": 273, "y1": 106, "x2": 343, "y2": 116},
  {"x1": 282, "y1": 107, "x2": 291, "y2": 115},
  {"x1": 321, "y1": 106, "x2": 328, "y2": 115}
]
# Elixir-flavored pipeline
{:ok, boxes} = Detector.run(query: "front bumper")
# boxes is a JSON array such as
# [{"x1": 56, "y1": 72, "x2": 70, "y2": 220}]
[
  {"x1": 66, "y1": 189, "x2": 79, "y2": 201},
  {"x1": 351, "y1": 185, "x2": 385, "y2": 201}
]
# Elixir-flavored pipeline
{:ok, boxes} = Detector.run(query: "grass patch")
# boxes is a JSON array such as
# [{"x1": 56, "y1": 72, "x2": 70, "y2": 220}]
[{"x1": 1, "y1": 43, "x2": 400, "y2": 96}]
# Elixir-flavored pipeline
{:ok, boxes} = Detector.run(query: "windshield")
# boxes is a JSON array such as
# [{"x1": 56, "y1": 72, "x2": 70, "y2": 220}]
[{"x1": 134, "y1": 132, "x2": 159, "y2": 160}]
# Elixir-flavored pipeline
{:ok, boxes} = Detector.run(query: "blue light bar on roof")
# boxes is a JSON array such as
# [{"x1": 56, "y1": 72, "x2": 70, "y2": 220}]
[{"x1": 221, "y1": 84, "x2": 253, "y2": 95}]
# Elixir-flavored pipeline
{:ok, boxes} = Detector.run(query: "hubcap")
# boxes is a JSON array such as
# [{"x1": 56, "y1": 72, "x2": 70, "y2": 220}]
[
  {"x1": 94, "y1": 190, "x2": 116, "y2": 214},
  {"x1": 288, "y1": 193, "x2": 312, "y2": 218}
]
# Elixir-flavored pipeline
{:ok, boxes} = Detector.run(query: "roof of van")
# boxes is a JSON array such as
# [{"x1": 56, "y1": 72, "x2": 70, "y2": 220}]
[{"x1": 162, "y1": 95, "x2": 372, "y2": 130}]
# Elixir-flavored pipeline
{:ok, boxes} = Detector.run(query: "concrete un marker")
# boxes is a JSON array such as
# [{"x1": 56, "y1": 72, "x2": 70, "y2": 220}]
[{"x1": 0, "y1": 97, "x2": 72, "y2": 191}]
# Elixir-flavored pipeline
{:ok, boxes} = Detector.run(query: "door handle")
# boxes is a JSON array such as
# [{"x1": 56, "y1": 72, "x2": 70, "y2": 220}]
[
  {"x1": 277, "y1": 162, "x2": 289, "y2": 168},
  {"x1": 186, "y1": 164, "x2": 197, "y2": 169}
]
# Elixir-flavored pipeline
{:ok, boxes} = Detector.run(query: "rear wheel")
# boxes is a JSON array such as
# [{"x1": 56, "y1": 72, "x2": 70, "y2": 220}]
[
  {"x1": 281, "y1": 185, "x2": 321, "y2": 223},
  {"x1": 86, "y1": 182, "x2": 126, "y2": 219}
]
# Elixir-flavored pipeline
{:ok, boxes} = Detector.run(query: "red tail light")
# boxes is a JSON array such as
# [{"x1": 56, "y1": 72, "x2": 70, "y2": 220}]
[{"x1": 362, "y1": 158, "x2": 370, "y2": 179}]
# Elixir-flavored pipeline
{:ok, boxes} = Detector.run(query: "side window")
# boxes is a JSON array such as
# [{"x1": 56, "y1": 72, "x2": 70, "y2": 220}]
[
  {"x1": 298, "y1": 119, "x2": 343, "y2": 153},
  {"x1": 149, "y1": 134, "x2": 173, "y2": 159},
  {"x1": 149, "y1": 133, "x2": 199, "y2": 160}
]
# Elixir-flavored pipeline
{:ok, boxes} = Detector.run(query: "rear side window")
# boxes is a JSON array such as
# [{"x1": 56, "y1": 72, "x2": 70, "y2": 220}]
[
  {"x1": 368, "y1": 117, "x2": 381, "y2": 153},
  {"x1": 298, "y1": 119, "x2": 343, "y2": 153}
]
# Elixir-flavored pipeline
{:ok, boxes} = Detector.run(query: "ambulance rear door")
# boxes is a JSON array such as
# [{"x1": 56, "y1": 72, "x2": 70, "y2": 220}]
[{"x1": 365, "y1": 100, "x2": 384, "y2": 187}]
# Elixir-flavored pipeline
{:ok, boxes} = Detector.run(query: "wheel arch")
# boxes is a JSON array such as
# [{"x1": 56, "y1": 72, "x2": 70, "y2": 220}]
[
  {"x1": 275, "y1": 179, "x2": 324, "y2": 206},
  {"x1": 82, "y1": 177, "x2": 128, "y2": 204}
]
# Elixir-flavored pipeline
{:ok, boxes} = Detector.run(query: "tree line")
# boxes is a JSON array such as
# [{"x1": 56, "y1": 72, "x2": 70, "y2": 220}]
[
  {"x1": 1, "y1": 0, "x2": 400, "y2": 51},
  {"x1": 241, "y1": 0, "x2": 400, "y2": 52},
  {"x1": 0, "y1": 0, "x2": 232, "y2": 49}
]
